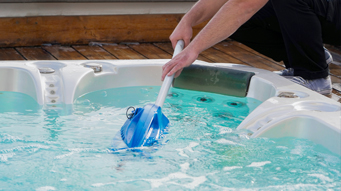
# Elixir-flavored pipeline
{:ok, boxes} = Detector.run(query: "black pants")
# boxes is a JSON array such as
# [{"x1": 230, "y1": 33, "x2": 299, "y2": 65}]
[{"x1": 230, "y1": 0, "x2": 340, "y2": 80}]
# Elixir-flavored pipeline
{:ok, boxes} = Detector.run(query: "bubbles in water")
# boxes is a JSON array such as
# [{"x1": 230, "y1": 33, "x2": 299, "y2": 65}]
[
  {"x1": 169, "y1": 92, "x2": 178, "y2": 98},
  {"x1": 140, "y1": 88, "x2": 150, "y2": 95},
  {"x1": 101, "y1": 91, "x2": 108, "y2": 97},
  {"x1": 0, "y1": 153, "x2": 15, "y2": 162},
  {"x1": 212, "y1": 111, "x2": 234, "y2": 120},
  {"x1": 192, "y1": 96, "x2": 215, "y2": 103},
  {"x1": 218, "y1": 127, "x2": 233, "y2": 134},
  {"x1": 75, "y1": 99, "x2": 91, "y2": 106},
  {"x1": 167, "y1": 92, "x2": 184, "y2": 99},
  {"x1": 225, "y1": 101, "x2": 245, "y2": 108}
]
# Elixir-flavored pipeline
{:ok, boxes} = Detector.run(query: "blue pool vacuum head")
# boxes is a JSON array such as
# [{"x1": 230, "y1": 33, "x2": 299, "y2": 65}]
[
  {"x1": 113, "y1": 40, "x2": 184, "y2": 150},
  {"x1": 120, "y1": 104, "x2": 169, "y2": 148}
]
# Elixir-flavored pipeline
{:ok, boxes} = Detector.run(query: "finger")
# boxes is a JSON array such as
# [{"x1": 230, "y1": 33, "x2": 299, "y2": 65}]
[
  {"x1": 161, "y1": 66, "x2": 169, "y2": 81},
  {"x1": 162, "y1": 59, "x2": 174, "y2": 72},
  {"x1": 161, "y1": 70, "x2": 168, "y2": 81},
  {"x1": 170, "y1": 38, "x2": 179, "y2": 49},
  {"x1": 161, "y1": 61, "x2": 176, "y2": 81},
  {"x1": 174, "y1": 68, "x2": 184, "y2": 78},
  {"x1": 167, "y1": 62, "x2": 184, "y2": 77},
  {"x1": 184, "y1": 38, "x2": 191, "y2": 48},
  {"x1": 171, "y1": 40, "x2": 176, "y2": 49}
]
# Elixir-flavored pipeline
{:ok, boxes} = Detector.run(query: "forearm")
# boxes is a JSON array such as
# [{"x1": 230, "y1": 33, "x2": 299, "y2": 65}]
[
  {"x1": 181, "y1": 0, "x2": 229, "y2": 27},
  {"x1": 187, "y1": 0, "x2": 268, "y2": 54},
  {"x1": 161, "y1": 0, "x2": 269, "y2": 80}
]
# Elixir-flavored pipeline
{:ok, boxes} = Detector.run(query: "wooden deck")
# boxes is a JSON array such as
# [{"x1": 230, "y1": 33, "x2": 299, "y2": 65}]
[{"x1": 0, "y1": 40, "x2": 340, "y2": 102}]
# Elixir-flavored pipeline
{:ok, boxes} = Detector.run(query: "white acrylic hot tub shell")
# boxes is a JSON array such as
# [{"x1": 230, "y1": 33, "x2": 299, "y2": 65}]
[{"x1": 0, "y1": 60, "x2": 340, "y2": 155}]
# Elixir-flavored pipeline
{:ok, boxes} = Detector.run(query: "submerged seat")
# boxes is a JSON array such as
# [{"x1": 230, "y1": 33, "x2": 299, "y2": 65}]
[{"x1": 173, "y1": 65, "x2": 255, "y2": 97}]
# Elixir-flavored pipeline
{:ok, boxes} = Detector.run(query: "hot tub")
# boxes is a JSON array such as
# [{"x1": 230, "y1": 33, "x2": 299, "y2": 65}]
[{"x1": 0, "y1": 60, "x2": 340, "y2": 190}]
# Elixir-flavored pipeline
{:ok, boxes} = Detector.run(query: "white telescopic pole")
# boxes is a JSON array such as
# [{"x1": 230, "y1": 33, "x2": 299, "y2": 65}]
[{"x1": 155, "y1": 40, "x2": 185, "y2": 107}]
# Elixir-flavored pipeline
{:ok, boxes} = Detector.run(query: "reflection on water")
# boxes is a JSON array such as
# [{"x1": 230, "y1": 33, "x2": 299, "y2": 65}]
[{"x1": 0, "y1": 91, "x2": 41, "y2": 113}]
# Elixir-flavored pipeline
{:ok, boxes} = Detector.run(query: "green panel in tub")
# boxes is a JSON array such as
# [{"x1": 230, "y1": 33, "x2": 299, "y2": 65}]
[{"x1": 173, "y1": 65, "x2": 255, "y2": 97}]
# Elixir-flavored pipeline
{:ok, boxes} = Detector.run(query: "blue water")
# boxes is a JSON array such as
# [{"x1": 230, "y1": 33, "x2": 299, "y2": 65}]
[{"x1": 0, "y1": 88, "x2": 340, "y2": 190}]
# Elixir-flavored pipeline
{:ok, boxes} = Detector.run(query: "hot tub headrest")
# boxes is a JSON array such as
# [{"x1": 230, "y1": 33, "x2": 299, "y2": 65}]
[{"x1": 172, "y1": 65, "x2": 255, "y2": 97}]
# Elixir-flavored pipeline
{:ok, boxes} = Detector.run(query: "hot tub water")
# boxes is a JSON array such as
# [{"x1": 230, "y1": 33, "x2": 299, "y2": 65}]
[{"x1": 0, "y1": 86, "x2": 340, "y2": 190}]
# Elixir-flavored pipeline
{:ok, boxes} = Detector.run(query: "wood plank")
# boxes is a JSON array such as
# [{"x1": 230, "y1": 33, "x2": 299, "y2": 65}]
[
  {"x1": 331, "y1": 76, "x2": 341, "y2": 84},
  {"x1": 15, "y1": 47, "x2": 56, "y2": 60},
  {"x1": 200, "y1": 47, "x2": 246, "y2": 65},
  {"x1": 0, "y1": 14, "x2": 207, "y2": 47},
  {"x1": 72, "y1": 45, "x2": 117, "y2": 60},
  {"x1": 153, "y1": 42, "x2": 213, "y2": 63},
  {"x1": 325, "y1": 44, "x2": 341, "y2": 55},
  {"x1": 151, "y1": 42, "x2": 174, "y2": 56},
  {"x1": 0, "y1": 48, "x2": 25, "y2": 60},
  {"x1": 332, "y1": 83, "x2": 341, "y2": 92},
  {"x1": 329, "y1": 63, "x2": 341, "y2": 78},
  {"x1": 214, "y1": 41, "x2": 285, "y2": 71},
  {"x1": 129, "y1": 43, "x2": 171, "y2": 59},
  {"x1": 329, "y1": 90, "x2": 341, "y2": 102},
  {"x1": 42, "y1": 45, "x2": 87, "y2": 60},
  {"x1": 102, "y1": 44, "x2": 146, "y2": 59},
  {"x1": 228, "y1": 40, "x2": 274, "y2": 59}
]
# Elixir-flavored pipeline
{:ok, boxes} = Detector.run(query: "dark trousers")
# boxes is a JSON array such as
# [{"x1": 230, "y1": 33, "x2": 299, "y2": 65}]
[{"x1": 230, "y1": 0, "x2": 340, "y2": 80}]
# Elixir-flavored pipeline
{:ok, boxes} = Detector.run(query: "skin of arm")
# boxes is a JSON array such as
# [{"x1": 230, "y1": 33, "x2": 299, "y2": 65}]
[
  {"x1": 162, "y1": 0, "x2": 269, "y2": 81},
  {"x1": 170, "y1": 0, "x2": 229, "y2": 48}
]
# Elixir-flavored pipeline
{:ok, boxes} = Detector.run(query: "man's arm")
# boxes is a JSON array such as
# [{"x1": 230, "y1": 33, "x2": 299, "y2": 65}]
[
  {"x1": 170, "y1": 0, "x2": 228, "y2": 48},
  {"x1": 162, "y1": 0, "x2": 269, "y2": 80}
]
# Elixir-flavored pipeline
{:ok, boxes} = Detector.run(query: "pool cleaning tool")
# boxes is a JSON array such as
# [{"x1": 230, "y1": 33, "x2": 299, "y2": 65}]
[{"x1": 116, "y1": 40, "x2": 185, "y2": 149}]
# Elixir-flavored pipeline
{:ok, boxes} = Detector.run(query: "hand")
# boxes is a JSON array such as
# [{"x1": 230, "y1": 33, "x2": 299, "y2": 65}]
[
  {"x1": 169, "y1": 21, "x2": 193, "y2": 49},
  {"x1": 161, "y1": 48, "x2": 198, "y2": 81}
]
